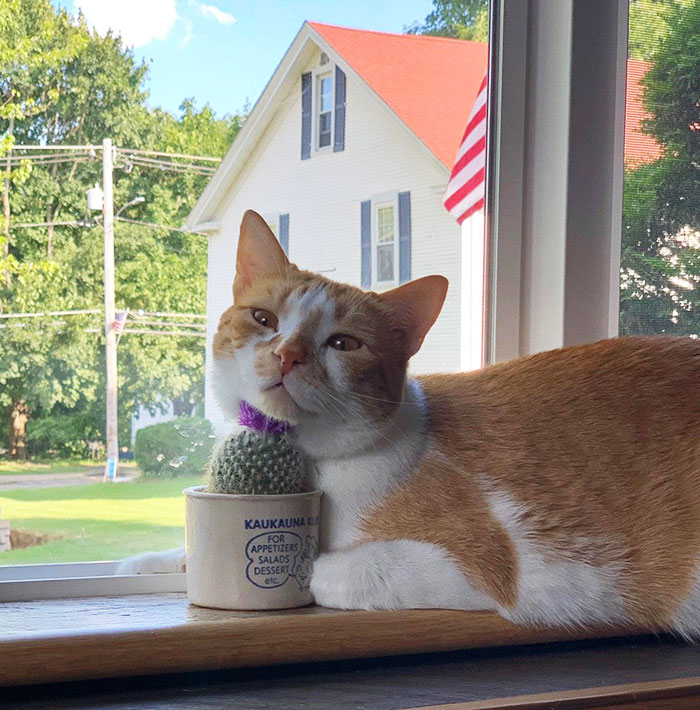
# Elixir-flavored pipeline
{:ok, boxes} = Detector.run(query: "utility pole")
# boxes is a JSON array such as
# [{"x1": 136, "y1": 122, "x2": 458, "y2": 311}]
[{"x1": 102, "y1": 138, "x2": 119, "y2": 482}]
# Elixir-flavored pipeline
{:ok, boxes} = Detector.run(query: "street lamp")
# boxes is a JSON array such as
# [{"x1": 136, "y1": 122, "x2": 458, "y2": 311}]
[
  {"x1": 86, "y1": 190, "x2": 145, "y2": 218},
  {"x1": 116, "y1": 195, "x2": 145, "y2": 218}
]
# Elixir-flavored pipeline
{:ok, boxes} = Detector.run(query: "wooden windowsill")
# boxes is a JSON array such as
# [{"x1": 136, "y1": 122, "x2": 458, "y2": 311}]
[{"x1": 0, "y1": 593, "x2": 642, "y2": 688}]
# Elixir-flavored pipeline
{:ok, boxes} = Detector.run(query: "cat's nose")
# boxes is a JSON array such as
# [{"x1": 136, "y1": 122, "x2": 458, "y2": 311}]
[{"x1": 274, "y1": 344, "x2": 305, "y2": 376}]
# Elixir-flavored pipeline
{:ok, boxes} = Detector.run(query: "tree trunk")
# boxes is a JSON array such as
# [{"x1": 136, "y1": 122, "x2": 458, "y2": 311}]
[{"x1": 8, "y1": 401, "x2": 29, "y2": 460}]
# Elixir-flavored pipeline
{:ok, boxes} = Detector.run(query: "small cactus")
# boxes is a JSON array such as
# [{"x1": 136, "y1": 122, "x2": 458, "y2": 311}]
[{"x1": 207, "y1": 429, "x2": 308, "y2": 495}]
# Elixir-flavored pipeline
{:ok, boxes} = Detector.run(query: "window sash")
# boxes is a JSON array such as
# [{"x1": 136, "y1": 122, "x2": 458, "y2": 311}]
[
  {"x1": 484, "y1": 0, "x2": 627, "y2": 363},
  {"x1": 316, "y1": 72, "x2": 334, "y2": 150},
  {"x1": 372, "y1": 200, "x2": 398, "y2": 287},
  {"x1": 5, "y1": 0, "x2": 630, "y2": 596},
  {"x1": 0, "y1": 561, "x2": 185, "y2": 601}
]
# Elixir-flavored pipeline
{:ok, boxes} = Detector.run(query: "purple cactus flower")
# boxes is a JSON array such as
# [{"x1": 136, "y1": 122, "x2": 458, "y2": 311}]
[{"x1": 239, "y1": 401, "x2": 290, "y2": 435}]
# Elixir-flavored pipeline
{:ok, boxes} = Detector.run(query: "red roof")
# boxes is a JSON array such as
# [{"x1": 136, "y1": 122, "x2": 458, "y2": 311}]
[
  {"x1": 624, "y1": 58, "x2": 661, "y2": 165},
  {"x1": 309, "y1": 22, "x2": 659, "y2": 168}
]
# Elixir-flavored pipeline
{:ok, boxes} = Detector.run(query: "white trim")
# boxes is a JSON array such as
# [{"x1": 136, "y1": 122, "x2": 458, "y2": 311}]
[
  {"x1": 460, "y1": 211, "x2": 485, "y2": 371},
  {"x1": 186, "y1": 221, "x2": 220, "y2": 234},
  {"x1": 483, "y1": 0, "x2": 528, "y2": 364},
  {"x1": 486, "y1": 0, "x2": 628, "y2": 362},
  {"x1": 0, "y1": 561, "x2": 185, "y2": 601}
]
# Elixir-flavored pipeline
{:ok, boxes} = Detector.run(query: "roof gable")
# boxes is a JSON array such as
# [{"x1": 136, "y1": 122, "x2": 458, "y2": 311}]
[
  {"x1": 309, "y1": 23, "x2": 487, "y2": 168},
  {"x1": 186, "y1": 22, "x2": 660, "y2": 230}
]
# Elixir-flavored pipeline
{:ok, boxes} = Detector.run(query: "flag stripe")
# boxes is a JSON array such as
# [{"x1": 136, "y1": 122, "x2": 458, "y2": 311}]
[
  {"x1": 454, "y1": 103, "x2": 486, "y2": 161},
  {"x1": 444, "y1": 166, "x2": 485, "y2": 212},
  {"x1": 449, "y1": 137, "x2": 486, "y2": 185},
  {"x1": 443, "y1": 73, "x2": 487, "y2": 225}
]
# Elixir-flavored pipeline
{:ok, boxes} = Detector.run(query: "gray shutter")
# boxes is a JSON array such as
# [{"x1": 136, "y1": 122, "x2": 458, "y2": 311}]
[
  {"x1": 279, "y1": 213, "x2": 289, "y2": 255},
  {"x1": 301, "y1": 72, "x2": 312, "y2": 160},
  {"x1": 361, "y1": 200, "x2": 371, "y2": 289},
  {"x1": 398, "y1": 191, "x2": 411, "y2": 284},
  {"x1": 333, "y1": 66, "x2": 346, "y2": 152}
]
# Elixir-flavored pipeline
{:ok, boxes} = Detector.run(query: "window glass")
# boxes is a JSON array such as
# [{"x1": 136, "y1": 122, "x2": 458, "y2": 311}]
[
  {"x1": 377, "y1": 205, "x2": 395, "y2": 243},
  {"x1": 377, "y1": 245, "x2": 395, "y2": 282},
  {"x1": 320, "y1": 75, "x2": 333, "y2": 112},
  {"x1": 318, "y1": 74, "x2": 333, "y2": 148},
  {"x1": 619, "y1": 0, "x2": 699, "y2": 337},
  {"x1": 0, "y1": 0, "x2": 490, "y2": 568}
]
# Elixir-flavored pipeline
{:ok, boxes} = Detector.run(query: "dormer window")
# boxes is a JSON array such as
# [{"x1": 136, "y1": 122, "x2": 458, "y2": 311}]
[
  {"x1": 301, "y1": 62, "x2": 346, "y2": 160},
  {"x1": 317, "y1": 73, "x2": 334, "y2": 149}
]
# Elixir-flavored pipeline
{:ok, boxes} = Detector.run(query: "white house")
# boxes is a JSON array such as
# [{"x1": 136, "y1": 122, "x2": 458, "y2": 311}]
[
  {"x1": 185, "y1": 22, "x2": 486, "y2": 437},
  {"x1": 185, "y1": 22, "x2": 657, "y2": 438}
]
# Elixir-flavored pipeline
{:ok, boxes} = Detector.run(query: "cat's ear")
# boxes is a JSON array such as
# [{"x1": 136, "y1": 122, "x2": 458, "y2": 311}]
[
  {"x1": 381, "y1": 275, "x2": 448, "y2": 357},
  {"x1": 234, "y1": 210, "x2": 289, "y2": 297}
]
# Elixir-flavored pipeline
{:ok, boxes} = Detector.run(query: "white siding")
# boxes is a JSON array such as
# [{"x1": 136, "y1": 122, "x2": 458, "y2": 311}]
[{"x1": 205, "y1": 50, "x2": 464, "y2": 436}]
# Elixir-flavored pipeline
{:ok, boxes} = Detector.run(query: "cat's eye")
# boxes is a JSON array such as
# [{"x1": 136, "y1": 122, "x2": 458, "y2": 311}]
[
  {"x1": 251, "y1": 309, "x2": 278, "y2": 329},
  {"x1": 327, "y1": 334, "x2": 361, "y2": 352}
]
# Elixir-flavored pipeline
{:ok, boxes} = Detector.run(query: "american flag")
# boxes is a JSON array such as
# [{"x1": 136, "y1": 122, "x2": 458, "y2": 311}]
[{"x1": 443, "y1": 74, "x2": 487, "y2": 224}]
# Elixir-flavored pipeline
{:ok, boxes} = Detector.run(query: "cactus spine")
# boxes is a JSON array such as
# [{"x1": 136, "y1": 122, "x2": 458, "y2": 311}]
[{"x1": 207, "y1": 429, "x2": 307, "y2": 495}]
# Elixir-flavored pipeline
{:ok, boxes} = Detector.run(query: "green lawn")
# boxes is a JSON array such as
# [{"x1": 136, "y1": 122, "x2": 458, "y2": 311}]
[
  {"x1": 0, "y1": 475, "x2": 204, "y2": 564},
  {"x1": 0, "y1": 460, "x2": 139, "y2": 476}
]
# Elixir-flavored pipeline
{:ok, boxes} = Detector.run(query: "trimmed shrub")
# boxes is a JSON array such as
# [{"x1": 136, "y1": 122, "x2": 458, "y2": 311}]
[
  {"x1": 134, "y1": 417, "x2": 215, "y2": 478},
  {"x1": 26, "y1": 413, "x2": 102, "y2": 459}
]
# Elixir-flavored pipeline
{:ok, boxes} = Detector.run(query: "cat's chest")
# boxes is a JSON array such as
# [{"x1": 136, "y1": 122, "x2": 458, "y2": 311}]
[{"x1": 311, "y1": 439, "x2": 425, "y2": 552}]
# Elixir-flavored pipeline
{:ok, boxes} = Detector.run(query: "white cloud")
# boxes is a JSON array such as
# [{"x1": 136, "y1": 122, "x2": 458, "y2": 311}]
[
  {"x1": 75, "y1": 0, "x2": 179, "y2": 48},
  {"x1": 201, "y1": 4, "x2": 237, "y2": 25},
  {"x1": 179, "y1": 19, "x2": 195, "y2": 49}
]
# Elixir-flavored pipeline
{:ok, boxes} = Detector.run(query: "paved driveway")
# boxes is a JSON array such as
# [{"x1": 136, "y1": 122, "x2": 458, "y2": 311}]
[{"x1": 0, "y1": 471, "x2": 135, "y2": 490}]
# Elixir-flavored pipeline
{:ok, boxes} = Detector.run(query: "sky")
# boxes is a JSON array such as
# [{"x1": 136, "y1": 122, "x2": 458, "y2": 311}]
[{"x1": 55, "y1": 0, "x2": 434, "y2": 119}]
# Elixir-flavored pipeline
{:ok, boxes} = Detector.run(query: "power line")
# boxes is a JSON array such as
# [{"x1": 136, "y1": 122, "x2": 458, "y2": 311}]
[
  {"x1": 124, "y1": 156, "x2": 216, "y2": 176},
  {"x1": 12, "y1": 144, "x2": 221, "y2": 163},
  {"x1": 115, "y1": 216, "x2": 206, "y2": 235},
  {"x1": 0, "y1": 308, "x2": 101, "y2": 319},
  {"x1": 130, "y1": 311, "x2": 206, "y2": 319},
  {"x1": 127, "y1": 320, "x2": 205, "y2": 330},
  {"x1": 10, "y1": 145, "x2": 100, "y2": 152},
  {"x1": 85, "y1": 328, "x2": 206, "y2": 338},
  {"x1": 10, "y1": 220, "x2": 82, "y2": 229},
  {"x1": 119, "y1": 148, "x2": 221, "y2": 163}
]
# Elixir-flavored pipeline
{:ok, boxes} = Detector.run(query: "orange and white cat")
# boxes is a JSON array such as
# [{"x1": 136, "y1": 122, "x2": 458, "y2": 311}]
[{"x1": 120, "y1": 210, "x2": 700, "y2": 634}]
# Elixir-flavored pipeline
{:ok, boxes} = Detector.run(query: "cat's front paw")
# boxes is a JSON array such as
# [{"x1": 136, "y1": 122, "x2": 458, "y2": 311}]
[
  {"x1": 310, "y1": 540, "x2": 496, "y2": 612},
  {"x1": 310, "y1": 546, "x2": 402, "y2": 610},
  {"x1": 115, "y1": 547, "x2": 186, "y2": 575}
]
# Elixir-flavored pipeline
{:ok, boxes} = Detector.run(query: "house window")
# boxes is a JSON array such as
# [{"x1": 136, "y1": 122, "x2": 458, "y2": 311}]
[
  {"x1": 373, "y1": 201, "x2": 398, "y2": 288},
  {"x1": 265, "y1": 217, "x2": 279, "y2": 237},
  {"x1": 263, "y1": 212, "x2": 289, "y2": 255},
  {"x1": 317, "y1": 73, "x2": 334, "y2": 149},
  {"x1": 376, "y1": 205, "x2": 395, "y2": 282}
]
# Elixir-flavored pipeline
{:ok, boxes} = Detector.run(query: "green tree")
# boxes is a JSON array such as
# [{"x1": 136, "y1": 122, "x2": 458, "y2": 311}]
[
  {"x1": 620, "y1": 0, "x2": 700, "y2": 336},
  {"x1": 628, "y1": 0, "x2": 694, "y2": 60},
  {"x1": 0, "y1": 0, "x2": 244, "y2": 458},
  {"x1": 406, "y1": 0, "x2": 488, "y2": 41}
]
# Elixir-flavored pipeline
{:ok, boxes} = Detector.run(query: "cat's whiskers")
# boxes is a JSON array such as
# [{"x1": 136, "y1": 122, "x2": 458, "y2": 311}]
[{"x1": 312, "y1": 382, "x2": 404, "y2": 452}]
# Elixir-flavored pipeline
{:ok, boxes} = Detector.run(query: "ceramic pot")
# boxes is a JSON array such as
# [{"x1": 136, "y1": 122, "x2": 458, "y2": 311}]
[{"x1": 183, "y1": 485, "x2": 321, "y2": 610}]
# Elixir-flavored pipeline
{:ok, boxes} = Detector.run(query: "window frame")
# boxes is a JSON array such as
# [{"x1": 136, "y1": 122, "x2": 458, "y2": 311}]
[
  {"x1": 313, "y1": 67, "x2": 335, "y2": 154},
  {"x1": 264, "y1": 212, "x2": 280, "y2": 238},
  {"x1": 1, "y1": 0, "x2": 631, "y2": 600},
  {"x1": 370, "y1": 194, "x2": 400, "y2": 291},
  {"x1": 484, "y1": 0, "x2": 628, "y2": 364},
  {"x1": 0, "y1": 561, "x2": 185, "y2": 601}
]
